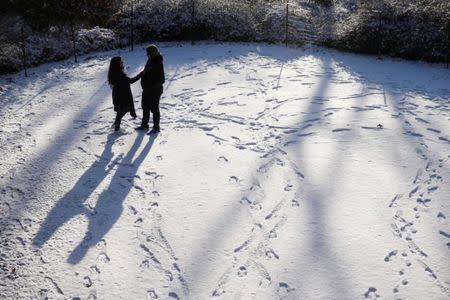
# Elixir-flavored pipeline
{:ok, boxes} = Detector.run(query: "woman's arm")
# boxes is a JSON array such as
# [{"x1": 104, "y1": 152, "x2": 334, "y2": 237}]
[{"x1": 128, "y1": 71, "x2": 143, "y2": 84}]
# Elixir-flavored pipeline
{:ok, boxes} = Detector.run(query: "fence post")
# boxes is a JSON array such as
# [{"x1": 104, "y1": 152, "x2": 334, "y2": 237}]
[
  {"x1": 130, "y1": 0, "x2": 134, "y2": 51},
  {"x1": 285, "y1": 3, "x2": 289, "y2": 47},
  {"x1": 191, "y1": 0, "x2": 195, "y2": 45},
  {"x1": 70, "y1": 22, "x2": 78, "y2": 63},
  {"x1": 378, "y1": 10, "x2": 382, "y2": 59},
  {"x1": 20, "y1": 23, "x2": 28, "y2": 77},
  {"x1": 446, "y1": 20, "x2": 450, "y2": 69}
]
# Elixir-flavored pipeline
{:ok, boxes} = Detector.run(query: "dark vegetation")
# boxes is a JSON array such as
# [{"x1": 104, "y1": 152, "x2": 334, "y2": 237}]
[{"x1": 1, "y1": 0, "x2": 449, "y2": 74}]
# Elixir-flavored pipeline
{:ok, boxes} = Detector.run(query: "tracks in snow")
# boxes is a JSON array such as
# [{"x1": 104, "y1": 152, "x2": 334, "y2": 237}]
[{"x1": 211, "y1": 152, "x2": 304, "y2": 299}]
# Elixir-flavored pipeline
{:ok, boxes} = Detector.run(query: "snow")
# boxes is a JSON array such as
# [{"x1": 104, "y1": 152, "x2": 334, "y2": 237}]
[{"x1": 0, "y1": 42, "x2": 449, "y2": 299}]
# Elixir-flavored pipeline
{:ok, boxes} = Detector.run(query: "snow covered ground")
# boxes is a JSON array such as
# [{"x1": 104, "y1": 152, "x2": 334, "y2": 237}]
[{"x1": 0, "y1": 42, "x2": 449, "y2": 300}]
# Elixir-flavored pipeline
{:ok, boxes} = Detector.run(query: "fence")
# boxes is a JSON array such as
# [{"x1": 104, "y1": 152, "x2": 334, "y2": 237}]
[{"x1": 5, "y1": 0, "x2": 450, "y2": 76}]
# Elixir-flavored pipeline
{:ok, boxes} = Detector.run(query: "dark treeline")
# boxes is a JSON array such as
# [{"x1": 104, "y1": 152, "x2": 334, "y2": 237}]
[
  {"x1": 1, "y1": 0, "x2": 449, "y2": 75},
  {"x1": 2, "y1": 0, "x2": 120, "y2": 28}
]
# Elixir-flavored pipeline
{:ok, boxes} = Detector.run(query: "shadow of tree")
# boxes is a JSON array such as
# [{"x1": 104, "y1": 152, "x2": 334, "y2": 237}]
[{"x1": 181, "y1": 50, "x2": 357, "y2": 297}]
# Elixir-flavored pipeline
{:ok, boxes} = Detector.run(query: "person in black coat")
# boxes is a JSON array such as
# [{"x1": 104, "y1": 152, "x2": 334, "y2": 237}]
[
  {"x1": 136, "y1": 45, "x2": 165, "y2": 133},
  {"x1": 108, "y1": 56, "x2": 142, "y2": 131}
]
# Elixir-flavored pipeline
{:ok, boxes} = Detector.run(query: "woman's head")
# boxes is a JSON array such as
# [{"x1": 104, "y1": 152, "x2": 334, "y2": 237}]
[
  {"x1": 108, "y1": 56, "x2": 124, "y2": 86},
  {"x1": 146, "y1": 45, "x2": 160, "y2": 59}
]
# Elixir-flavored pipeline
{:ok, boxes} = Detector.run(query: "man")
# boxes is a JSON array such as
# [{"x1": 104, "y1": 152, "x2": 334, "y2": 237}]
[{"x1": 137, "y1": 44, "x2": 165, "y2": 134}]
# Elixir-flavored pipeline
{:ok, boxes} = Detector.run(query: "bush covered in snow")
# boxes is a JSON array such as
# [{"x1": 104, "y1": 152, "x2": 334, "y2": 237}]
[
  {"x1": 111, "y1": 0, "x2": 262, "y2": 42},
  {"x1": 1, "y1": 0, "x2": 449, "y2": 75},
  {"x1": 110, "y1": 0, "x2": 449, "y2": 62},
  {"x1": 329, "y1": 0, "x2": 450, "y2": 61},
  {"x1": 0, "y1": 15, "x2": 122, "y2": 74}
]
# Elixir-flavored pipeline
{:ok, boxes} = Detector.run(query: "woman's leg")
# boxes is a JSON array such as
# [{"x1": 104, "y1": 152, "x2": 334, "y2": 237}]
[{"x1": 114, "y1": 110, "x2": 126, "y2": 131}]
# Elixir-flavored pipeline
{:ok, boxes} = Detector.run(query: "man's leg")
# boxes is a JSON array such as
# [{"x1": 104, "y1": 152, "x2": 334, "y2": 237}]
[
  {"x1": 140, "y1": 90, "x2": 150, "y2": 129},
  {"x1": 129, "y1": 100, "x2": 137, "y2": 118},
  {"x1": 149, "y1": 87, "x2": 163, "y2": 131},
  {"x1": 150, "y1": 100, "x2": 160, "y2": 130}
]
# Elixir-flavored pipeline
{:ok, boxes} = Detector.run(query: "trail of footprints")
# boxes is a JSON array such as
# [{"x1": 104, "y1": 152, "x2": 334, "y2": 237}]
[
  {"x1": 386, "y1": 154, "x2": 450, "y2": 298},
  {"x1": 129, "y1": 166, "x2": 189, "y2": 299},
  {"x1": 65, "y1": 156, "x2": 186, "y2": 298},
  {"x1": 212, "y1": 154, "x2": 302, "y2": 298}
]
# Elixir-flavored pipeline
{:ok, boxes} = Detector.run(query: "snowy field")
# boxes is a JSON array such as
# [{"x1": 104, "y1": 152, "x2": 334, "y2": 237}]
[{"x1": 0, "y1": 42, "x2": 449, "y2": 300}]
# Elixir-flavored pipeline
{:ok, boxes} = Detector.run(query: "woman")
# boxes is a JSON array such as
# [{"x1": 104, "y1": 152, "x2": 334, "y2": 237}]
[{"x1": 108, "y1": 56, "x2": 142, "y2": 131}]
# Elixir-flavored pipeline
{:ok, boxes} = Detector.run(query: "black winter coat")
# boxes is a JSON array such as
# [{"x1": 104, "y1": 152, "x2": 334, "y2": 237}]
[
  {"x1": 141, "y1": 54, "x2": 165, "y2": 90},
  {"x1": 112, "y1": 72, "x2": 141, "y2": 112}
]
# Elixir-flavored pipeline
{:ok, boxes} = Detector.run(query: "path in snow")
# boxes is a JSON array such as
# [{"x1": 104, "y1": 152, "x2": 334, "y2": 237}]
[{"x1": 0, "y1": 43, "x2": 449, "y2": 299}]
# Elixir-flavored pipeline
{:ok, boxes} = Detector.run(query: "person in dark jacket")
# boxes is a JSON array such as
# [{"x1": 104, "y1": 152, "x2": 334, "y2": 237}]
[
  {"x1": 108, "y1": 56, "x2": 142, "y2": 131},
  {"x1": 136, "y1": 45, "x2": 165, "y2": 134}
]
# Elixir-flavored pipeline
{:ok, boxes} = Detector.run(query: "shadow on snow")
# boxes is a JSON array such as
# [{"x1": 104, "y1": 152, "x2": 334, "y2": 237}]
[{"x1": 33, "y1": 131, "x2": 158, "y2": 264}]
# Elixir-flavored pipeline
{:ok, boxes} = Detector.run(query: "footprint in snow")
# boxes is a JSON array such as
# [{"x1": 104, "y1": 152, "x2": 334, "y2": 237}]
[
  {"x1": 44, "y1": 276, "x2": 64, "y2": 295},
  {"x1": 363, "y1": 287, "x2": 380, "y2": 299},
  {"x1": 437, "y1": 212, "x2": 446, "y2": 223},
  {"x1": 283, "y1": 129, "x2": 297, "y2": 134},
  {"x1": 90, "y1": 265, "x2": 100, "y2": 274},
  {"x1": 199, "y1": 126, "x2": 216, "y2": 132},
  {"x1": 426, "y1": 128, "x2": 440, "y2": 133},
  {"x1": 408, "y1": 186, "x2": 419, "y2": 198},
  {"x1": 415, "y1": 117, "x2": 429, "y2": 124},
  {"x1": 128, "y1": 205, "x2": 138, "y2": 215},
  {"x1": 237, "y1": 266, "x2": 247, "y2": 277},
  {"x1": 265, "y1": 249, "x2": 280, "y2": 259},
  {"x1": 427, "y1": 186, "x2": 438, "y2": 193},
  {"x1": 416, "y1": 196, "x2": 431, "y2": 207},
  {"x1": 438, "y1": 137, "x2": 450, "y2": 143},
  {"x1": 404, "y1": 131, "x2": 423, "y2": 137},
  {"x1": 439, "y1": 230, "x2": 450, "y2": 238},
  {"x1": 164, "y1": 270, "x2": 174, "y2": 281},
  {"x1": 240, "y1": 196, "x2": 251, "y2": 205},
  {"x1": 284, "y1": 184, "x2": 293, "y2": 191},
  {"x1": 384, "y1": 250, "x2": 398, "y2": 262},
  {"x1": 278, "y1": 282, "x2": 295, "y2": 296},
  {"x1": 147, "y1": 289, "x2": 158, "y2": 299},
  {"x1": 87, "y1": 291, "x2": 97, "y2": 300},
  {"x1": 83, "y1": 276, "x2": 93, "y2": 287},
  {"x1": 217, "y1": 156, "x2": 228, "y2": 162},
  {"x1": 229, "y1": 176, "x2": 239, "y2": 184},
  {"x1": 332, "y1": 128, "x2": 352, "y2": 132},
  {"x1": 97, "y1": 252, "x2": 110, "y2": 264},
  {"x1": 361, "y1": 126, "x2": 383, "y2": 130}
]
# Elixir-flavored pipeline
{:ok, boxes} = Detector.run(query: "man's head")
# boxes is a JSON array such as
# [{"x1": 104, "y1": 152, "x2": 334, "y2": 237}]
[{"x1": 146, "y1": 45, "x2": 159, "y2": 59}]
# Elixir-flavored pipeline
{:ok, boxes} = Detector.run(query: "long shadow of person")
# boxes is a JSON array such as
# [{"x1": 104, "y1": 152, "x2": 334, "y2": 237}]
[{"x1": 33, "y1": 131, "x2": 158, "y2": 264}]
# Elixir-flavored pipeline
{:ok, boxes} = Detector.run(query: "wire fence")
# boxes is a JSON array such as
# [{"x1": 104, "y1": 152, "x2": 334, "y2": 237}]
[{"x1": 3, "y1": 0, "x2": 450, "y2": 76}]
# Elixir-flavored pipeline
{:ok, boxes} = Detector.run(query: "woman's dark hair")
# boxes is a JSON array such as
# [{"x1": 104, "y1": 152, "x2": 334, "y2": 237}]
[{"x1": 108, "y1": 56, "x2": 124, "y2": 87}]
